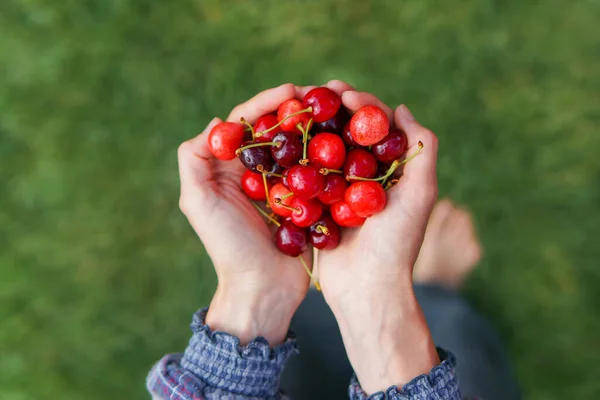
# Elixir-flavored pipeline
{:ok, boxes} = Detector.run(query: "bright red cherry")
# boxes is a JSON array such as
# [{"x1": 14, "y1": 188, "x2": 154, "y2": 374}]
[
  {"x1": 290, "y1": 197, "x2": 323, "y2": 228},
  {"x1": 207, "y1": 122, "x2": 245, "y2": 160},
  {"x1": 317, "y1": 174, "x2": 348, "y2": 205},
  {"x1": 270, "y1": 183, "x2": 295, "y2": 218},
  {"x1": 271, "y1": 132, "x2": 303, "y2": 167},
  {"x1": 341, "y1": 121, "x2": 360, "y2": 147},
  {"x1": 309, "y1": 215, "x2": 341, "y2": 250},
  {"x1": 372, "y1": 129, "x2": 408, "y2": 164},
  {"x1": 274, "y1": 220, "x2": 309, "y2": 257},
  {"x1": 254, "y1": 114, "x2": 281, "y2": 143},
  {"x1": 349, "y1": 105, "x2": 389, "y2": 146},
  {"x1": 287, "y1": 165, "x2": 326, "y2": 200},
  {"x1": 330, "y1": 201, "x2": 366, "y2": 228},
  {"x1": 302, "y1": 87, "x2": 342, "y2": 123},
  {"x1": 312, "y1": 107, "x2": 348, "y2": 135},
  {"x1": 343, "y1": 148, "x2": 378, "y2": 182},
  {"x1": 345, "y1": 181, "x2": 387, "y2": 218},
  {"x1": 277, "y1": 99, "x2": 311, "y2": 135},
  {"x1": 308, "y1": 133, "x2": 346, "y2": 169},
  {"x1": 240, "y1": 170, "x2": 272, "y2": 201}
]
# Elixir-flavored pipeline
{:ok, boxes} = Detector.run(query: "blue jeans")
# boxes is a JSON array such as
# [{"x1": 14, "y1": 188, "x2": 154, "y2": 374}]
[{"x1": 281, "y1": 285, "x2": 521, "y2": 400}]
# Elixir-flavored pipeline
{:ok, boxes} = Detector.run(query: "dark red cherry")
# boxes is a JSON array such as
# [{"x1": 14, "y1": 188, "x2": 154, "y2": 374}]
[
  {"x1": 207, "y1": 122, "x2": 246, "y2": 160},
  {"x1": 349, "y1": 105, "x2": 389, "y2": 146},
  {"x1": 317, "y1": 174, "x2": 348, "y2": 205},
  {"x1": 290, "y1": 197, "x2": 323, "y2": 228},
  {"x1": 345, "y1": 181, "x2": 387, "y2": 218},
  {"x1": 312, "y1": 107, "x2": 348, "y2": 135},
  {"x1": 241, "y1": 170, "x2": 272, "y2": 201},
  {"x1": 372, "y1": 129, "x2": 408, "y2": 164},
  {"x1": 302, "y1": 87, "x2": 342, "y2": 123},
  {"x1": 274, "y1": 220, "x2": 309, "y2": 257},
  {"x1": 330, "y1": 201, "x2": 366, "y2": 228},
  {"x1": 342, "y1": 121, "x2": 361, "y2": 147},
  {"x1": 254, "y1": 114, "x2": 282, "y2": 143},
  {"x1": 309, "y1": 215, "x2": 341, "y2": 250},
  {"x1": 343, "y1": 148, "x2": 378, "y2": 182},
  {"x1": 308, "y1": 133, "x2": 346, "y2": 170},
  {"x1": 237, "y1": 143, "x2": 275, "y2": 173},
  {"x1": 278, "y1": 99, "x2": 311, "y2": 135},
  {"x1": 271, "y1": 132, "x2": 303, "y2": 168},
  {"x1": 269, "y1": 183, "x2": 295, "y2": 218},
  {"x1": 287, "y1": 165, "x2": 326, "y2": 200}
]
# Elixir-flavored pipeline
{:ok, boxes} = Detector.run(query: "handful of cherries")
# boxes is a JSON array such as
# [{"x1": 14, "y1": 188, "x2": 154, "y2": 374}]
[{"x1": 207, "y1": 87, "x2": 422, "y2": 289}]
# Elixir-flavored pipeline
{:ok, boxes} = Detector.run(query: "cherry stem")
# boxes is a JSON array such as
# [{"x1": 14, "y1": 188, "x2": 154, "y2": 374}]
[
  {"x1": 298, "y1": 118, "x2": 313, "y2": 161},
  {"x1": 236, "y1": 141, "x2": 281, "y2": 156},
  {"x1": 279, "y1": 192, "x2": 294, "y2": 201},
  {"x1": 315, "y1": 225, "x2": 330, "y2": 236},
  {"x1": 274, "y1": 199, "x2": 301, "y2": 214},
  {"x1": 298, "y1": 254, "x2": 321, "y2": 291},
  {"x1": 262, "y1": 172, "x2": 271, "y2": 208},
  {"x1": 255, "y1": 107, "x2": 312, "y2": 137},
  {"x1": 347, "y1": 141, "x2": 424, "y2": 182},
  {"x1": 319, "y1": 168, "x2": 343, "y2": 176},
  {"x1": 267, "y1": 172, "x2": 285, "y2": 178},
  {"x1": 240, "y1": 118, "x2": 256, "y2": 139},
  {"x1": 251, "y1": 202, "x2": 281, "y2": 227}
]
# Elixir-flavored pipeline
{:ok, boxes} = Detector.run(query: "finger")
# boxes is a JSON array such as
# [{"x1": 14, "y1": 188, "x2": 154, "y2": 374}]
[
  {"x1": 295, "y1": 85, "x2": 317, "y2": 99},
  {"x1": 325, "y1": 79, "x2": 356, "y2": 96},
  {"x1": 227, "y1": 83, "x2": 296, "y2": 124},
  {"x1": 340, "y1": 91, "x2": 394, "y2": 121}
]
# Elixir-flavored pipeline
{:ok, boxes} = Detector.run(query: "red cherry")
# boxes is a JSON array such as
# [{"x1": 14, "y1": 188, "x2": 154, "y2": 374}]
[
  {"x1": 271, "y1": 132, "x2": 303, "y2": 167},
  {"x1": 274, "y1": 220, "x2": 309, "y2": 257},
  {"x1": 277, "y1": 99, "x2": 311, "y2": 135},
  {"x1": 312, "y1": 107, "x2": 348, "y2": 135},
  {"x1": 207, "y1": 122, "x2": 245, "y2": 160},
  {"x1": 307, "y1": 133, "x2": 346, "y2": 170},
  {"x1": 317, "y1": 174, "x2": 348, "y2": 205},
  {"x1": 330, "y1": 201, "x2": 366, "y2": 228},
  {"x1": 269, "y1": 183, "x2": 295, "y2": 218},
  {"x1": 287, "y1": 165, "x2": 326, "y2": 200},
  {"x1": 372, "y1": 129, "x2": 408, "y2": 164},
  {"x1": 309, "y1": 215, "x2": 341, "y2": 250},
  {"x1": 345, "y1": 181, "x2": 387, "y2": 218},
  {"x1": 254, "y1": 114, "x2": 281, "y2": 143},
  {"x1": 240, "y1": 170, "x2": 272, "y2": 201},
  {"x1": 343, "y1": 148, "x2": 378, "y2": 182},
  {"x1": 302, "y1": 87, "x2": 341, "y2": 123},
  {"x1": 341, "y1": 121, "x2": 360, "y2": 147},
  {"x1": 281, "y1": 168, "x2": 290, "y2": 188},
  {"x1": 290, "y1": 197, "x2": 323, "y2": 228},
  {"x1": 349, "y1": 105, "x2": 389, "y2": 146}
]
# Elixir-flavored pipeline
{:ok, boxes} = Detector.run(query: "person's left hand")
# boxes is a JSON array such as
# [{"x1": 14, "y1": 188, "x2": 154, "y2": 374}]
[{"x1": 177, "y1": 84, "x2": 312, "y2": 345}]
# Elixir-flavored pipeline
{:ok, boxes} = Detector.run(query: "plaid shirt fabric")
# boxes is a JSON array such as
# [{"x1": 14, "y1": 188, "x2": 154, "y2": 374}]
[{"x1": 147, "y1": 308, "x2": 463, "y2": 399}]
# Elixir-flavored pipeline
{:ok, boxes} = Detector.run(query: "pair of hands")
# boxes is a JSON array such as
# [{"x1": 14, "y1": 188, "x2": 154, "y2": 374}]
[{"x1": 177, "y1": 80, "x2": 440, "y2": 394}]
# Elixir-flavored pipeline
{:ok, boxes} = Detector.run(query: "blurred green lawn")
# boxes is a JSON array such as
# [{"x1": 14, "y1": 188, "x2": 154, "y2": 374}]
[{"x1": 1, "y1": 0, "x2": 600, "y2": 399}]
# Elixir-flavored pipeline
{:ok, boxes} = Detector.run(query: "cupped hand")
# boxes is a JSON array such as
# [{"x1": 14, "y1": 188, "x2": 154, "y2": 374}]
[{"x1": 177, "y1": 84, "x2": 312, "y2": 344}]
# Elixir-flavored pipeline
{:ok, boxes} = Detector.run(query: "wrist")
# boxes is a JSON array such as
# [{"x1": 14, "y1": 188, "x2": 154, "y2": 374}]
[{"x1": 205, "y1": 283, "x2": 297, "y2": 346}]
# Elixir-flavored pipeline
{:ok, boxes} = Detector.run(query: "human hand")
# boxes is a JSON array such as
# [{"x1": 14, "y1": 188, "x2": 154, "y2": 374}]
[
  {"x1": 177, "y1": 84, "x2": 312, "y2": 345},
  {"x1": 315, "y1": 80, "x2": 441, "y2": 393}
]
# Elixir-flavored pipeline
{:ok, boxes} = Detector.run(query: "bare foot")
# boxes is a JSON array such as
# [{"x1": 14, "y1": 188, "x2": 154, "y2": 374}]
[{"x1": 413, "y1": 199, "x2": 483, "y2": 289}]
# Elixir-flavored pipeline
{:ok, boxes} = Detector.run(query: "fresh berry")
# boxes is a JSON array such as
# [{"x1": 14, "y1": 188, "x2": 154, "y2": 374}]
[
  {"x1": 372, "y1": 129, "x2": 408, "y2": 164},
  {"x1": 277, "y1": 99, "x2": 311, "y2": 135},
  {"x1": 271, "y1": 132, "x2": 302, "y2": 167},
  {"x1": 290, "y1": 197, "x2": 323, "y2": 228},
  {"x1": 312, "y1": 107, "x2": 348, "y2": 135},
  {"x1": 237, "y1": 143, "x2": 275, "y2": 173},
  {"x1": 287, "y1": 165, "x2": 326, "y2": 200},
  {"x1": 254, "y1": 114, "x2": 282, "y2": 142},
  {"x1": 241, "y1": 170, "x2": 272, "y2": 201},
  {"x1": 344, "y1": 148, "x2": 378, "y2": 182},
  {"x1": 345, "y1": 181, "x2": 387, "y2": 217},
  {"x1": 349, "y1": 105, "x2": 389, "y2": 146},
  {"x1": 274, "y1": 220, "x2": 309, "y2": 257},
  {"x1": 269, "y1": 183, "x2": 295, "y2": 218},
  {"x1": 309, "y1": 215, "x2": 341, "y2": 250},
  {"x1": 308, "y1": 133, "x2": 346, "y2": 169},
  {"x1": 330, "y1": 201, "x2": 366, "y2": 228},
  {"x1": 341, "y1": 121, "x2": 361, "y2": 147},
  {"x1": 302, "y1": 87, "x2": 341, "y2": 123},
  {"x1": 207, "y1": 122, "x2": 246, "y2": 160},
  {"x1": 317, "y1": 174, "x2": 348, "y2": 205}
]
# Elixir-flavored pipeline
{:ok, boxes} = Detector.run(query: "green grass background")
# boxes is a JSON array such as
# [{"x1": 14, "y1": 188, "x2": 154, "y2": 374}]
[{"x1": 1, "y1": 0, "x2": 599, "y2": 398}]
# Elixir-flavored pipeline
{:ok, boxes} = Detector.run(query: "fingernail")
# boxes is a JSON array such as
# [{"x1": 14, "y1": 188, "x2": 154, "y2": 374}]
[{"x1": 399, "y1": 104, "x2": 415, "y2": 122}]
